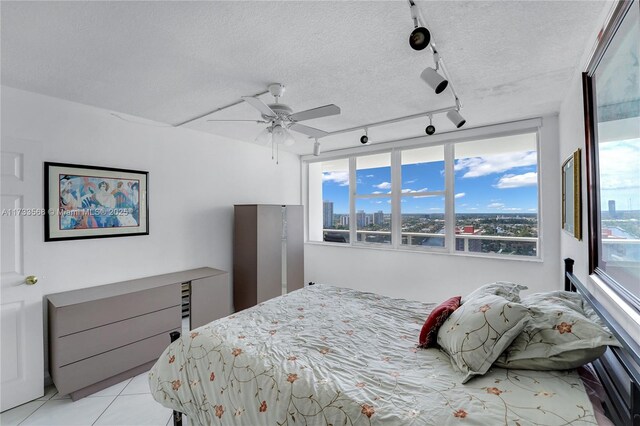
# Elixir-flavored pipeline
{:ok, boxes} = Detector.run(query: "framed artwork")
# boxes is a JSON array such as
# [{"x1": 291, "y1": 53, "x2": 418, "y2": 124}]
[
  {"x1": 44, "y1": 162, "x2": 148, "y2": 241},
  {"x1": 562, "y1": 149, "x2": 581, "y2": 240}
]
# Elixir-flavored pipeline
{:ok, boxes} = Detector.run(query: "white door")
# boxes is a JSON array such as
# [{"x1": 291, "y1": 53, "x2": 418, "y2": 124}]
[{"x1": 1, "y1": 137, "x2": 43, "y2": 411}]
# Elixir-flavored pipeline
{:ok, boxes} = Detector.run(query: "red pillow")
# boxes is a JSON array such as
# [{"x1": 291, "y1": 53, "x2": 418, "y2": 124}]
[{"x1": 418, "y1": 296, "x2": 461, "y2": 348}]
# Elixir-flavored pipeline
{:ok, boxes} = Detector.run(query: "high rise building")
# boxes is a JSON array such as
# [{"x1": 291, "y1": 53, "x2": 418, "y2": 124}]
[
  {"x1": 608, "y1": 200, "x2": 616, "y2": 218},
  {"x1": 356, "y1": 210, "x2": 366, "y2": 227},
  {"x1": 323, "y1": 201, "x2": 334, "y2": 229},
  {"x1": 340, "y1": 215, "x2": 349, "y2": 226},
  {"x1": 373, "y1": 210, "x2": 384, "y2": 225}
]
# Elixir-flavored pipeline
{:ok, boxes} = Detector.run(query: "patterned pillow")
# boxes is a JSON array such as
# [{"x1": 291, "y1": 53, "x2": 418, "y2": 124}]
[
  {"x1": 437, "y1": 294, "x2": 530, "y2": 383},
  {"x1": 461, "y1": 282, "x2": 528, "y2": 304},
  {"x1": 418, "y1": 296, "x2": 461, "y2": 349},
  {"x1": 494, "y1": 291, "x2": 620, "y2": 370}
]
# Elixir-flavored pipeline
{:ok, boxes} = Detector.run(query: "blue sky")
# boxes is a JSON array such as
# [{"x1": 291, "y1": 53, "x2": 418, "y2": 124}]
[{"x1": 322, "y1": 150, "x2": 539, "y2": 215}]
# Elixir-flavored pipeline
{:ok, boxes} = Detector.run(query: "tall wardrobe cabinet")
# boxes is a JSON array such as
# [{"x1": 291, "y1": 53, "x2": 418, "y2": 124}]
[{"x1": 233, "y1": 205, "x2": 304, "y2": 312}]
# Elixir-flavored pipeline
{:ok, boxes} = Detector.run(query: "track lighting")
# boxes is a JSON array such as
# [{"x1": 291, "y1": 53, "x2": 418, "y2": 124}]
[
  {"x1": 420, "y1": 53, "x2": 448, "y2": 95},
  {"x1": 408, "y1": 1, "x2": 430, "y2": 50},
  {"x1": 360, "y1": 128, "x2": 369, "y2": 144},
  {"x1": 425, "y1": 115, "x2": 436, "y2": 135},
  {"x1": 313, "y1": 139, "x2": 321, "y2": 156},
  {"x1": 446, "y1": 109, "x2": 466, "y2": 128},
  {"x1": 409, "y1": 27, "x2": 431, "y2": 51}
]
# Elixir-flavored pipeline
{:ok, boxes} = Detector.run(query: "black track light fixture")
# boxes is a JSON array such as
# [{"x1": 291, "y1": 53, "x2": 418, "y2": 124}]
[
  {"x1": 425, "y1": 115, "x2": 436, "y2": 135},
  {"x1": 408, "y1": 0, "x2": 430, "y2": 51},
  {"x1": 360, "y1": 128, "x2": 369, "y2": 144}
]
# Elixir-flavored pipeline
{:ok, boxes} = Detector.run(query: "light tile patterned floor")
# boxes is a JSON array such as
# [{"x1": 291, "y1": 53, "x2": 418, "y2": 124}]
[{"x1": 0, "y1": 371, "x2": 181, "y2": 426}]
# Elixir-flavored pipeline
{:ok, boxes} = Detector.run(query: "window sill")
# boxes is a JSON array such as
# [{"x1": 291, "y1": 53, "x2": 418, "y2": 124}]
[
  {"x1": 304, "y1": 240, "x2": 543, "y2": 263},
  {"x1": 588, "y1": 274, "x2": 640, "y2": 327}
]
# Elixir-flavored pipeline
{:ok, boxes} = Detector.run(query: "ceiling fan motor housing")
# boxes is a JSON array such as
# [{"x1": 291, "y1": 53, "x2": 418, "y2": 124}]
[{"x1": 264, "y1": 103, "x2": 293, "y2": 121}]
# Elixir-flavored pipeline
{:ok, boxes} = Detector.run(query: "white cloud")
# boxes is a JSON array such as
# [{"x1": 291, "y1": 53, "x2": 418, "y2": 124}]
[
  {"x1": 405, "y1": 179, "x2": 418, "y2": 184},
  {"x1": 322, "y1": 171, "x2": 349, "y2": 186},
  {"x1": 372, "y1": 191, "x2": 383, "y2": 194},
  {"x1": 455, "y1": 151, "x2": 537, "y2": 178},
  {"x1": 401, "y1": 187, "x2": 429, "y2": 194},
  {"x1": 503, "y1": 207, "x2": 523, "y2": 211},
  {"x1": 366, "y1": 174, "x2": 374, "y2": 178},
  {"x1": 454, "y1": 192, "x2": 466, "y2": 198},
  {"x1": 494, "y1": 172, "x2": 537, "y2": 189},
  {"x1": 487, "y1": 202, "x2": 505, "y2": 209},
  {"x1": 374, "y1": 181, "x2": 392, "y2": 189},
  {"x1": 429, "y1": 207, "x2": 442, "y2": 211}
]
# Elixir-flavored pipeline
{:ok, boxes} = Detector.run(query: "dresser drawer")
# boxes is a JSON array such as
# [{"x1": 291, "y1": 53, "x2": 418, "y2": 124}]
[
  {"x1": 53, "y1": 305, "x2": 181, "y2": 367},
  {"x1": 53, "y1": 330, "x2": 176, "y2": 396},
  {"x1": 51, "y1": 284, "x2": 180, "y2": 337}
]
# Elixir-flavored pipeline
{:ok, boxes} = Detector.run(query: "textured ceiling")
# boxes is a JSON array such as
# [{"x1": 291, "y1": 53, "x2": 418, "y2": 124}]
[{"x1": 1, "y1": 1, "x2": 611, "y2": 154}]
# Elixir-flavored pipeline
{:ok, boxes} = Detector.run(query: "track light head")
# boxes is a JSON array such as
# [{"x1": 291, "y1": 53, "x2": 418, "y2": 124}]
[
  {"x1": 313, "y1": 140, "x2": 321, "y2": 156},
  {"x1": 421, "y1": 67, "x2": 448, "y2": 94},
  {"x1": 409, "y1": 27, "x2": 431, "y2": 51},
  {"x1": 447, "y1": 109, "x2": 466, "y2": 129},
  {"x1": 425, "y1": 125, "x2": 436, "y2": 135},
  {"x1": 360, "y1": 135, "x2": 369, "y2": 144}
]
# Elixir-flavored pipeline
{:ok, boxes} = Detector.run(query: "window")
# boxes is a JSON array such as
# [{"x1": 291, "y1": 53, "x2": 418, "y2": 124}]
[
  {"x1": 454, "y1": 134, "x2": 538, "y2": 256},
  {"x1": 309, "y1": 158, "x2": 349, "y2": 243},
  {"x1": 355, "y1": 153, "x2": 392, "y2": 244},
  {"x1": 400, "y1": 146, "x2": 446, "y2": 247},
  {"x1": 584, "y1": 0, "x2": 639, "y2": 309},
  {"x1": 307, "y1": 130, "x2": 541, "y2": 258}
]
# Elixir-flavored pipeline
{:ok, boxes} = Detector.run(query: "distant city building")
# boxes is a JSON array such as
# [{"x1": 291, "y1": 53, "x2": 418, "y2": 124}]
[
  {"x1": 608, "y1": 200, "x2": 616, "y2": 218},
  {"x1": 323, "y1": 201, "x2": 334, "y2": 229},
  {"x1": 340, "y1": 215, "x2": 349, "y2": 226},
  {"x1": 365, "y1": 215, "x2": 373, "y2": 226},
  {"x1": 356, "y1": 210, "x2": 366, "y2": 227},
  {"x1": 373, "y1": 210, "x2": 384, "y2": 225}
]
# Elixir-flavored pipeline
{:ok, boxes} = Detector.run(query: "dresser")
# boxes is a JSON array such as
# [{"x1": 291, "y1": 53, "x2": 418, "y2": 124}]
[{"x1": 47, "y1": 267, "x2": 230, "y2": 400}]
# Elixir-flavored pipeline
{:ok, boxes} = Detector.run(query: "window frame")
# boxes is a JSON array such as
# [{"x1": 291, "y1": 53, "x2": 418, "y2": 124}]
[
  {"x1": 304, "y1": 120, "x2": 543, "y2": 260},
  {"x1": 582, "y1": 0, "x2": 640, "y2": 312}
]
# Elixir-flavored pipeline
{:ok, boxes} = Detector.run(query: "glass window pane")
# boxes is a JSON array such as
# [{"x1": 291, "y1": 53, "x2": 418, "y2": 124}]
[
  {"x1": 356, "y1": 153, "x2": 391, "y2": 195},
  {"x1": 454, "y1": 133, "x2": 539, "y2": 256},
  {"x1": 401, "y1": 145, "x2": 445, "y2": 193},
  {"x1": 315, "y1": 159, "x2": 349, "y2": 243},
  {"x1": 401, "y1": 195, "x2": 445, "y2": 247},
  {"x1": 593, "y1": 3, "x2": 640, "y2": 299},
  {"x1": 355, "y1": 198, "x2": 391, "y2": 244}
]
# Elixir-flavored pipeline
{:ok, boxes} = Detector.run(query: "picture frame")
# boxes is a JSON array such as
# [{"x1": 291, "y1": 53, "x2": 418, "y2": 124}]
[
  {"x1": 44, "y1": 162, "x2": 149, "y2": 241},
  {"x1": 561, "y1": 149, "x2": 581, "y2": 240}
]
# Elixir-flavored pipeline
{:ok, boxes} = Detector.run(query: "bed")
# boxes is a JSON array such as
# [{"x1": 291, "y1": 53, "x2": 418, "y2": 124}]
[{"x1": 149, "y1": 260, "x2": 636, "y2": 425}]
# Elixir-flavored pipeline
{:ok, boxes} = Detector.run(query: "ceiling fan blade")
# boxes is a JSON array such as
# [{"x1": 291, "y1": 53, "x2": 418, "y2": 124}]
[
  {"x1": 290, "y1": 104, "x2": 341, "y2": 122},
  {"x1": 241, "y1": 96, "x2": 276, "y2": 118},
  {"x1": 289, "y1": 123, "x2": 328, "y2": 138},
  {"x1": 206, "y1": 119, "x2": 268, "y2": 123}
]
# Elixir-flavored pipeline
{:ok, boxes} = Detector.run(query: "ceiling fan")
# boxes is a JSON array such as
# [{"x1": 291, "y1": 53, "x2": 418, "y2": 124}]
[{"x1": 207, "y1": 83, "x2": 341, "y2": 146}]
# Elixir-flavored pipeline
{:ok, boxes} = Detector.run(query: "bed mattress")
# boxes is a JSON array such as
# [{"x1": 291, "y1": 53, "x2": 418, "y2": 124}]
[{"x1": 150, "y1": 285, "x2": 598, "y2": 425}]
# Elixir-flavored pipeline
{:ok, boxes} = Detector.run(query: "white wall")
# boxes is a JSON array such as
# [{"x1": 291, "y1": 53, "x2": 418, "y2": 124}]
[
  {"x1": 304, "y1": 115, "x2": 561, "y2": 303},
  {"x1": 1, "y1": 87, "x2": 301, "y2": 295}
]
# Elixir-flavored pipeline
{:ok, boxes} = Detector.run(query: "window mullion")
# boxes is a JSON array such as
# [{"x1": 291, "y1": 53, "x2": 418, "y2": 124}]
[
  {"x1": 444, "y1": 143, "x2": 455, "y2": 253},
  {"x1": 391, "y1": 149, "x2": 402, "y2": 248},
  {"x1": 349, "y1": 156, "x2": 356, "y2": 245}
]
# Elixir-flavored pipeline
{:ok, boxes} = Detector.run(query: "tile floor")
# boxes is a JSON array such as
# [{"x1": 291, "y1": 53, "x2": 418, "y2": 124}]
[
  {"x1": 2, "y1": 319, "x2": 193, "y2": 426},
  {"x1": 0, "y1": 370, "x2": 187, "y2": 426}
]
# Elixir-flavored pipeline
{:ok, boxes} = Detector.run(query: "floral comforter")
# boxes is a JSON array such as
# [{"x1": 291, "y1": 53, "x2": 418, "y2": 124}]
[{"x1": 149, "y1": 285, "x2": 598, "y2": 425}]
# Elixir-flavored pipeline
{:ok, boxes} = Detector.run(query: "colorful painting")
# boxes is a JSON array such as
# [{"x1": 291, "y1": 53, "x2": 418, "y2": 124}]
[{"x1": 45, "y1": 163, "x2": 148, "y2": 241}]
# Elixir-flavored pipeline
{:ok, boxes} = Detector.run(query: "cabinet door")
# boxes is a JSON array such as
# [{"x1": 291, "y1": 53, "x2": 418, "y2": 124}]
[
  {"x1": 190, "y1": 274, "x2": 231, "y2": 329},
  {"x1": 286, "y1": 205, "x2": 304, "y2": 293},
  {"x1": 256, "y1": 205, "x2": 283, "y2": 304}
]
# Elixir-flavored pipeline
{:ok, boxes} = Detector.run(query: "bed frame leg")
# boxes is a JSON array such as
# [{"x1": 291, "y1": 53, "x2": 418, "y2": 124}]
[{"x1": 169, "y1": 331, "x2": 183, "y2": 426}]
